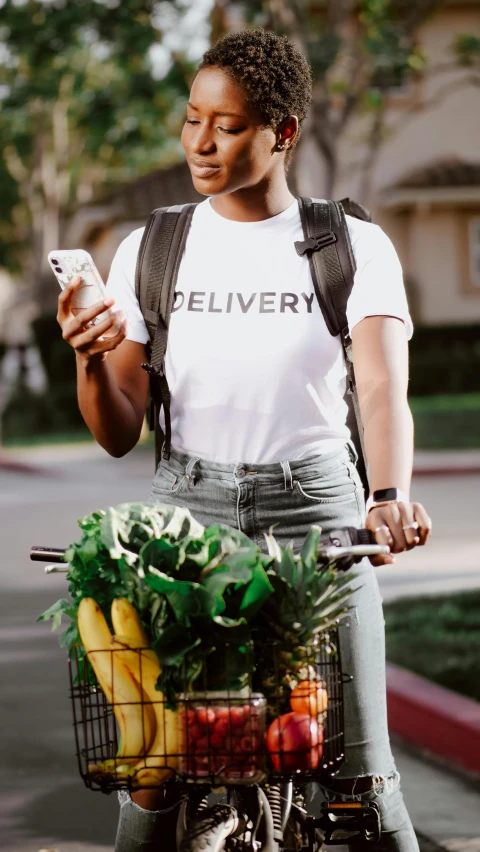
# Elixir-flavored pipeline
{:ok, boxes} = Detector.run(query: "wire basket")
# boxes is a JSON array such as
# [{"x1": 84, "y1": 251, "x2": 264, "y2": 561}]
[{"x1": 69, "y1": 633, "x2": 348, "y2": 792}]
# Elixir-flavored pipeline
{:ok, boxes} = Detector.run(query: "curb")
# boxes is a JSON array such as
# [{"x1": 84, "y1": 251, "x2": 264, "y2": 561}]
[
  {"x1": 413, "y1": 466, "x2": 480, "y2": 476},
  {"x1": 0, "y1": 457, "x2": 63, "y2": 477},
  {"x1": 386, "y1": 663, "x2": 480, "y2": 776},
  {"x1": 2, "y1": 447, "x2": 480, "y2": 478},
  {"x1": 413, "y1": 450, "x2": 480, "y2": 477}
]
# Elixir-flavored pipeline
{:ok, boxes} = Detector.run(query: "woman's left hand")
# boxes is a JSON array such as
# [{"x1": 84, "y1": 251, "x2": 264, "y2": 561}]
[{"x1": 366, "y1": 501, "x2": 432, "y2": 566}]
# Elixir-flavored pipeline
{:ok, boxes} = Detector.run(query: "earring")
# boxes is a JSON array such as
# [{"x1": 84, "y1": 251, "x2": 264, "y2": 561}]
[{"x1": 276, "y1": 142, "x2": 286, "y2": 152}]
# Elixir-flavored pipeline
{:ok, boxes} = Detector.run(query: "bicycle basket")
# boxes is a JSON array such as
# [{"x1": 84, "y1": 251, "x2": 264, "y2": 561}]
[{"x1": 69, "y1": 633, "x2": 347, "y2": 792}]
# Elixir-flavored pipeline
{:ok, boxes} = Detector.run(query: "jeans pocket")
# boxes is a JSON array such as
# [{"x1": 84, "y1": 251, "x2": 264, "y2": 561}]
[
  {"x1": 151, "y1": 463, "x2": 185, "y2": 496},
  {"x1": 293, "y1": 463, "x2": 357, "y2": 504}
]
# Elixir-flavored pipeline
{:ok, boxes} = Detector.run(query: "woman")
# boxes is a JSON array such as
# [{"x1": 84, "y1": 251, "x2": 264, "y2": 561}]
[{"x1": 57, "y1": 28, "x2": 431, "y2": 852}]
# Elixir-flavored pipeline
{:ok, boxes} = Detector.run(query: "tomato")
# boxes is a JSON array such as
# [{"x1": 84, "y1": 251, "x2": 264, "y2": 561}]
[
  {"x1": 214, "y1": 717, "x2": 230, "y2": 737},
  {"x1": 228, "y1": 706, "x2": 245, "y2": 727},
  {"x1": 241, "y1": 734, "x2": 260, "y2": 752},
  {"x1": 214, "y1": 706, "x2": 230, "y2": 721},
  {"x1": 196, "y1": 707, "x2": 216, "y2": 726},
  {"x1": 189, "y1": 723, "x2": 204, "y2": 741},
  {"x1": 195, "y1": 736, "x2": 209, "y2": 754},
  {"x1": 289, "y1": 681, "x2": 328, "y2": 717},
  {"x1": 266, "y1": 712, "x2": 324, "y2": 771}
]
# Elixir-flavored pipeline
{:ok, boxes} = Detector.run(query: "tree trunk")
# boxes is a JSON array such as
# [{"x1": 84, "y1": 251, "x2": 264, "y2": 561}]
[{"x1": 357, "y1": 103, "x2": 386, "y2": 205}]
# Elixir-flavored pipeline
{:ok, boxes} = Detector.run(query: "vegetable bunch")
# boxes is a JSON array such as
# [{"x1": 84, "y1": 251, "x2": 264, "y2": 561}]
[
  {"x1": 39, "y1": 501, "x2": 357, "y2": 709},
  {"x1": 39, "y1": 502, "x2": 274, "y2": 705}
]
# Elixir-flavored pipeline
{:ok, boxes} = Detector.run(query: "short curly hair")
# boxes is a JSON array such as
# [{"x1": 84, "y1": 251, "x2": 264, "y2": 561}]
[{"x1": 197, "y1": 28, "x2": 313, "y2": 157}]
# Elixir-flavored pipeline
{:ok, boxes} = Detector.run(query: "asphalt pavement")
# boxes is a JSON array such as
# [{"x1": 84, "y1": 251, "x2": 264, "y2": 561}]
[{"x1": 1, "y1": 442, "x2": 479, "y2": 852}]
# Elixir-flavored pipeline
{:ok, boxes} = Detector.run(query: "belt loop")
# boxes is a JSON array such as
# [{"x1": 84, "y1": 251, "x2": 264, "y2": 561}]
[
  {"x1": 281, "y1": 460, "x2": 294, "y2": 491},
  {"x1": 185, "y1": 456, "x2": 200, "y2": 484}
]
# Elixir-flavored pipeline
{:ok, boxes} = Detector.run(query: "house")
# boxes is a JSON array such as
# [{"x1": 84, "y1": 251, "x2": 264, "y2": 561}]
[
  {"x1": 331, "y1": 0, "x2": 480, "y2": 324},
  {"x1": 68, "y1": 0, "x2": 480, "y2": 327}
]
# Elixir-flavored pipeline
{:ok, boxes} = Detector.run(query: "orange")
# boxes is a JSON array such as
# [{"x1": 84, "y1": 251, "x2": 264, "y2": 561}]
[{"x1": 289, "y1": 680, "x2": 328, "y2": 717}]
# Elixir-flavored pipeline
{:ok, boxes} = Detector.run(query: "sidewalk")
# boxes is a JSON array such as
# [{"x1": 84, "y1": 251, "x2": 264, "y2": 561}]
[
  {"x1": 413, "y1": 449, "x2": 480, "y2": 476},
  {"x1": 393, "y1": 739, "x2": 480, "y2": 852}
]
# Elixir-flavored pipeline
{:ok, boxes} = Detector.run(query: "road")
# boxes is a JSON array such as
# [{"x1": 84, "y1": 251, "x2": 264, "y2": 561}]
[{"x1": 1, "y1": 443, "x2": 479, "y2": 851}]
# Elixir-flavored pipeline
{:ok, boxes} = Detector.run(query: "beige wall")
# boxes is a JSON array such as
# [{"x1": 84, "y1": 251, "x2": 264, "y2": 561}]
[
  {"x1": 324, "y1": 4, "x2": 480, "y2": 325},
  {"x1": 335, "y1": 5, "x2": 480, "y2": 201},
  {"x1": 404, "y1": 208, "x2": 480, "y2": 324}
]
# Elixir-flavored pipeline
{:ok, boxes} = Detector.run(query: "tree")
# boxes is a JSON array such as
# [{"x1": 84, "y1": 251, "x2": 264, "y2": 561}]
[
  {"x1": 214, "y1": 0, "x2": 480, "y2": 199},
  {"x1": 0, "y1": 0, "x2": 193, "y2": 302}
]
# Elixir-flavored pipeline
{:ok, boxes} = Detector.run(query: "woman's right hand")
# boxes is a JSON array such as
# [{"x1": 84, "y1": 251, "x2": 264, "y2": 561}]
[{"x1": 57, "y1": 276, "x2": 128, "y2": 362}]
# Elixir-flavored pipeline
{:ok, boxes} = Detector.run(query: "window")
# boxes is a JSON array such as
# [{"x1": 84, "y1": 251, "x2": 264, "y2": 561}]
[{"x1": 469, "y1": 218, "x2": 480, "y2": 287}]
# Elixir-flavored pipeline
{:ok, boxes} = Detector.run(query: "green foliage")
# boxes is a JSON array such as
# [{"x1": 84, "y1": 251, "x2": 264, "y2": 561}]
[
  {"x1": 409, "y1": 325, "x2": 480, "y2": 397},
  {"x1": 236, "y1": 0, "x2": 432, "y2": 100},
  {"x1": 454, "y1": 34, "x2": 480, "y2": 67},
  {"x1": 37, "y1": 502, "x2": 357, "y2": 709},
  {"x1": 38, "y1": 502, "x2": 275, "y2": 705},
  {"x1": 384, "y1": 591, "x2": 480, "y2": 702},
  {"x1": 410, "y1": 394, "x2": 480, "y2": 449},
  {"x1": 31, "y1": 312, "x2": 76, "y2": 384},
  {"x1": 0, "y1": 0, "x2": 192, "y2": 274},
  {"x1": 260, "y1": 525, "x2": 357, "y2": 646}
]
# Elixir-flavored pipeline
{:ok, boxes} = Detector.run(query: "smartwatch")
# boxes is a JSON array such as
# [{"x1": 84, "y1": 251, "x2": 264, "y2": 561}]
[{"x1": 366, "y1": 488, "x2": 409, "y2": 514}]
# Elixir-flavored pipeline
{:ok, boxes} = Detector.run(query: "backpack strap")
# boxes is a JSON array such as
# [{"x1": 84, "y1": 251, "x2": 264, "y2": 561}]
[
  {"x1": 135, "y1": 202, "x2": 197, "y2": 468},
  {"x1": 296, "y1": 197, "x2": 370, "y2": 496}
]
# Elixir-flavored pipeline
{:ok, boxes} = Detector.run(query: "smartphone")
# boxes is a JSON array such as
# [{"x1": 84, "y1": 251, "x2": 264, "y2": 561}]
[{"x1": 48, "y1": 249, "x2": 119, "y2": 331}]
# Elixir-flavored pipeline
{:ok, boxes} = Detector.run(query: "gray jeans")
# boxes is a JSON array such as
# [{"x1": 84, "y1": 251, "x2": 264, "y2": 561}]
[{"x1": 115, "y1": 445, "x2": 419, "y2": 852}]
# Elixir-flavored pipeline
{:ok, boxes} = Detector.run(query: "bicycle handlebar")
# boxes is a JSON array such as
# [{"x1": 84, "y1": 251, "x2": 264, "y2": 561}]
[
  {"x1": 30, "y1": 527, "x2": 389, "y2": 574},
  {"x1": 30, "y1": 546, "x2": 65, "y2": 563}
]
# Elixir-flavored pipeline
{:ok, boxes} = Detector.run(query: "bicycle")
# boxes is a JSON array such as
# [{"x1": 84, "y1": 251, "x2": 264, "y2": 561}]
[{"x1": 31, "y1": 526, "x2": 389, "y2": 852}]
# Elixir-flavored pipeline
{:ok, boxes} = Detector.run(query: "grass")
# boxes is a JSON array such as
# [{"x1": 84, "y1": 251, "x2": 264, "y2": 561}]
[
  {"x1": 3, "y1": 429, "x2": 93, "y2": 448},
  {"x1": 409, "y1": 393, "x2": 480, "y2": 449},
  {"x1": 410, "y1": 393, "x2": 480, "y2": 412},
  {"x1": 384, "y1": 591, "x2": 480, "y2": 703},
  {"x1": 3, "y1": 394, "x2": 480, "y2": 451}
]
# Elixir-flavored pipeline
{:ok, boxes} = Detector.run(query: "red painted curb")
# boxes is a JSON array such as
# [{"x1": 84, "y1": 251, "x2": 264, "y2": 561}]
[
  {"x1": 0, "y1": 458, "x2": 62, "y2": 477},
  {"x1": 386, "y1": 663, "x2": 480, "y2": 775}
]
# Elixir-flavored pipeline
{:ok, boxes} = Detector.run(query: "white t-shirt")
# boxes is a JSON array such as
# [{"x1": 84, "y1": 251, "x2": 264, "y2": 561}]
[{"x1": 106, "y1": 198, "x2": 412, "y2": 464}]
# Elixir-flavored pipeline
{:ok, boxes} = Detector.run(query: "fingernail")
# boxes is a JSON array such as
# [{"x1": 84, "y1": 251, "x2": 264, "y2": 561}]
[
  {"x1": 104, "y1": 296, "x2": 115, "y2": 307},
  {"x1": 116, "y1": 310, "x2": 125, "y2": 322},
  {"x1": 414, "y1": 537, "x2": 420, "y2": 545}
]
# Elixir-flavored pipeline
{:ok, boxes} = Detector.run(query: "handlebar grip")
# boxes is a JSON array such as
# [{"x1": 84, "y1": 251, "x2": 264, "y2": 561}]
[
  {"x1": 319, "y1": 527, "x2": 376, "y2": 549},
  {"x1": 30, "y1": 546, "x2": 66, "y2": 563},
  {"x1": 354, "y1": 528, "x2": 377, "y2": 546}
]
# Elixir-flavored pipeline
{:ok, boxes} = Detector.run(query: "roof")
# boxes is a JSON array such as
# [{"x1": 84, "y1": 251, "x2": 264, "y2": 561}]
[
  {"x1": 104, "y1": 160, "x2": 204, "y2": 220},
  {"x1": 394, "y1": 159, "x2": 480, "y2": 190}
]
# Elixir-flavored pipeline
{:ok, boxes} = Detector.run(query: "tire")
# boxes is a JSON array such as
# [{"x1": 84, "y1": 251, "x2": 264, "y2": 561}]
[{"x1": 179, "y1": 803, "x2": 240, "y2": 852}]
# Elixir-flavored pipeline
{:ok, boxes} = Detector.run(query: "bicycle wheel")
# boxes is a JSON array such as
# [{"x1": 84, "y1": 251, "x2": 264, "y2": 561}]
[{"x1": 179, "y1": 803, "x2": 241, "y2": 852}]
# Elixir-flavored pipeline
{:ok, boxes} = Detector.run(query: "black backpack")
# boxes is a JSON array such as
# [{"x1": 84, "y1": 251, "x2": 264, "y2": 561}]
[{"x1": 135, "y1": 197, "x2": 372, "y2": 495}]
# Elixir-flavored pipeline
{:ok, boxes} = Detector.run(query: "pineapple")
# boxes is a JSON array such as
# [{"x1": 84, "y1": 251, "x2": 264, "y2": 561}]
[{"x1": 252, "y1": 525, "x2": 358, "y2": 711}]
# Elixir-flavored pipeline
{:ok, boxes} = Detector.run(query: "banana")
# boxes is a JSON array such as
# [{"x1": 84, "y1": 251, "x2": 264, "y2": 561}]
[
  {"x1": 111, "y1": 597, "x2": 149, "y2": 647},
  {"x1": 111, "y1": 598, "x2": 179, "y2": 785},
  {"x1": 131, "y1": 767, "x2": 171, "y2": 788},
  {"x1": 110, "y1": 636, "x2": 180, "y2": 783},
  {"x1": 77, "y1": 598, "x2": 155, "y2": 767}
]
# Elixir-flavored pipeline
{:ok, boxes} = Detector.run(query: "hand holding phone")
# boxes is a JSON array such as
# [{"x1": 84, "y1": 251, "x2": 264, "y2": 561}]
[
  {"x1": 51, "y1": 250, "x2": 128, "y2": 358},
  {"x1": 49, "y1": 249, "x2": 118, "y2": 326}
]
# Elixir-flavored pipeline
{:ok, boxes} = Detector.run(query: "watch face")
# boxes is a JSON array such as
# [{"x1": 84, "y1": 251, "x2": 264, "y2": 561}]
[{"x1": 373, "y1": 488, "x2": 398, "y2": 503}]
